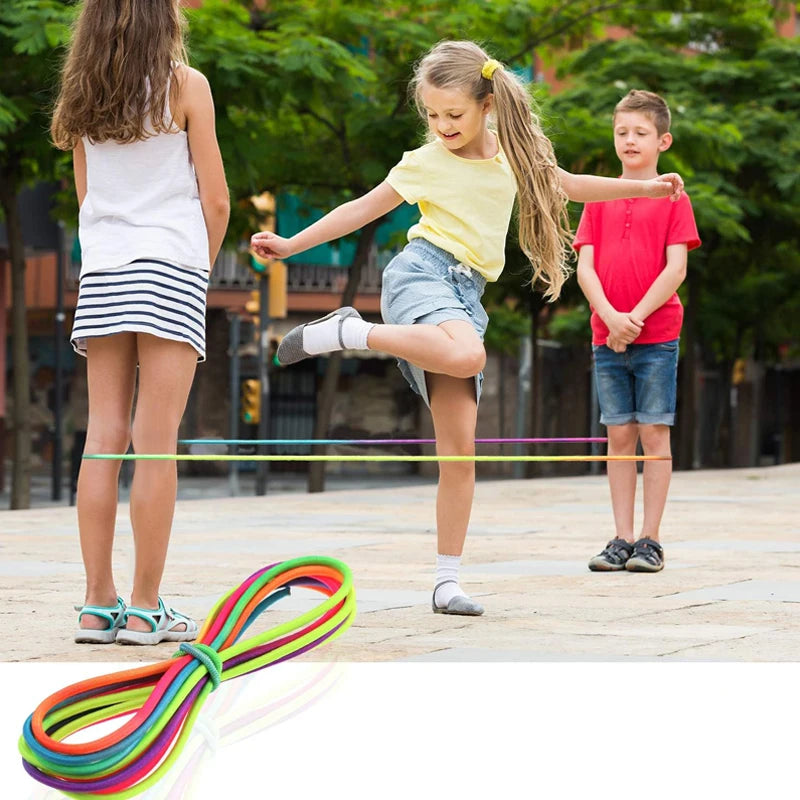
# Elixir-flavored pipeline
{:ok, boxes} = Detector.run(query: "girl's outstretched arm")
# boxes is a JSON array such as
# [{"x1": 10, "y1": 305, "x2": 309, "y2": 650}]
[
  {"x1": 251, "y1": 181, "x2": 404, "y2": 260},
  {"x1": 558, "y1": 168, "x2": 684, "y2": 203}
]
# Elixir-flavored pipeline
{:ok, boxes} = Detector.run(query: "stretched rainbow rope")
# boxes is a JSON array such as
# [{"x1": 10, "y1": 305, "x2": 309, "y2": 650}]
[
  {"x1": 18, "y1": 556, "x2": 355, "y2": 798},
  {"x1": 180, "y1": 437, "x2": 608, "y2": 446},
  {"x1": 85, "y1": 454, "x2": 669, "y2": 462}
]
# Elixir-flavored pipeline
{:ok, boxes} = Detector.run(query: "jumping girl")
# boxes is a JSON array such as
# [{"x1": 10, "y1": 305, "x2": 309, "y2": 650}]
[{"x1": 251, "y1": 40, "x2": 683, "y2": 616}]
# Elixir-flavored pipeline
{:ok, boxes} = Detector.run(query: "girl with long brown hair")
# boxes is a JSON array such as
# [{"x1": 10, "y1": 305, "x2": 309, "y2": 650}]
[
  {"x1": 53, "y1": 0, "x2": 229, "y2": 644},
  {"x1": 251, "y1": 40, "x2": 683, "y2": 616}
]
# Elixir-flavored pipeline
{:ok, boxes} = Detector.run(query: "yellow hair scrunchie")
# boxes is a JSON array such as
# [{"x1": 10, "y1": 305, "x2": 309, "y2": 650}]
[{"x1": 481, "y1": 59, "x2": 503, "y2": 80}]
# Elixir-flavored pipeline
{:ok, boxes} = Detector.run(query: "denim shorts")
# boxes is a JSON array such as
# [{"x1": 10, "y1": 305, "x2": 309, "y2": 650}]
[
  {"x1": 592, "y1": 339, "x2": 680, "y2": 426},
  {"x1": 380, "y1": 238, "x2": 489, "y2": 407}
]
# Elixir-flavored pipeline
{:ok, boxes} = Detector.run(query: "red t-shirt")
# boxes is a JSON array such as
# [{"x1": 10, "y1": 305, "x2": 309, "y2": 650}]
[{"x1": 573, "y1": 193, "x2": 701, "y2": 345}]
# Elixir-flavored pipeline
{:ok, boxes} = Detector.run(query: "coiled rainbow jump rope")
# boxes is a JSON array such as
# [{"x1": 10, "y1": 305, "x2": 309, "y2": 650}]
[{"x1": 18, "y1": 556, "x2": 355, "y2": 798}]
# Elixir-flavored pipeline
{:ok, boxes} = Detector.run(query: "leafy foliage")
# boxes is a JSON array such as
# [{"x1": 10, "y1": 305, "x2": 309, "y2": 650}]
[
  {"x1": 0, "y1": 0, "x2": 72, "y2": 183},
  {"x1": 5, "y1": 0, "x2": 797, "y2": 369}
]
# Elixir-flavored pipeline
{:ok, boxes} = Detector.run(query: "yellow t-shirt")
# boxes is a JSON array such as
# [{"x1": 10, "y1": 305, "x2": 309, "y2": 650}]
[{"x1": 385, "y1": 138, "x2": 517, "y2": 282}]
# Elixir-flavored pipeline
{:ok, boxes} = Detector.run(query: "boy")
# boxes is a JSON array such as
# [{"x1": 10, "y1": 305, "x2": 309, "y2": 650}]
[{"x1": 574, "y1": 89, "x2": 701, "y2": 573}]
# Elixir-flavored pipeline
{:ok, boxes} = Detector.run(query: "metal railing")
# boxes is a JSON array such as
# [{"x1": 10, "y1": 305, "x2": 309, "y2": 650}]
[
  {"x1": 209, "y1": 248, "x2": 256, "y2": 289},
  {"x1": 209, "y1": 244, "x2": 388, "y2": 294}
]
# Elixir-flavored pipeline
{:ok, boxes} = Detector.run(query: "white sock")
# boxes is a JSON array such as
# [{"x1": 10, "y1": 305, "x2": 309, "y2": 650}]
[
  {"x1": 341, "y1": 317, "x2": 373, "y2": 350},
  {"x1": 302, "y1": 314, "x2": 373, "y2": 355},
  {"x1": 434, "y1": 554, "x2": 467, "y2": 608}
]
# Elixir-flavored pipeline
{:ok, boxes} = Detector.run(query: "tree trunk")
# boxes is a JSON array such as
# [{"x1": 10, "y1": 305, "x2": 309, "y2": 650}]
[
  {"x1": 0, "y1": 170, "x2": 31, "y2": 509},
  {"x1": 0, "y1": 256, "x2": 6, "y2": 493},
  {"x1": 307, "y1": 219, "x2": 382, "y2": 493},
  {"x1": 525, "y1": 292, "x2": 543, "y2": 479},
  {"x1": 498, "y1": 352, "x2": 506, "y2": 445}
]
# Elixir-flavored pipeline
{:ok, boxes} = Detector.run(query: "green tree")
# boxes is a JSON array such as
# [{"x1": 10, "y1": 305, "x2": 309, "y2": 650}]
[
  {"x1": 0, "y1": 0, "x2": 72, "y2": 508},
  {"x1": 187, "y1": 0, "x2": 697, "y2": 490}
]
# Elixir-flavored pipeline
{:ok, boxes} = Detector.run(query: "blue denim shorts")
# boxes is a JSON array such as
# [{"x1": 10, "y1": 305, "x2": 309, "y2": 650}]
[
  {"x1": 380, "y1": 238, "x2": 488, "y2": 407},
  {"x1": 592, "y1": 339, "x2": 680, "y2": 426}
]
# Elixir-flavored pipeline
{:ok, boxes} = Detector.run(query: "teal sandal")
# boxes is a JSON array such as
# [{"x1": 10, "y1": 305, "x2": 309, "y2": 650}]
[
  {"x1": 116, "y1": 597, "x2": 198, "y2": 646},
  {"x1": 74, "y1": 596, "x2": 127, "y2": 644}
]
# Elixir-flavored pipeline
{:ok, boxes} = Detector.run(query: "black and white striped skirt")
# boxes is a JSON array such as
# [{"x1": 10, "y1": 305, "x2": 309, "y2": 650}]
[{"x1": 71, "y1": 259, "x2": 209, "y2": 362}]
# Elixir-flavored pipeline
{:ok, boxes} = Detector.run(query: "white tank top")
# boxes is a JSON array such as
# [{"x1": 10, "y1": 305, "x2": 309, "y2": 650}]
[{"x1": 78, "y1": 87, "x2": 209, "y2": 276}]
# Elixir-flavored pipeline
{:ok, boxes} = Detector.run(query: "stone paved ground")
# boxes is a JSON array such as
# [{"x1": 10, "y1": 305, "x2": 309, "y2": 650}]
[{"x1": 2, "y1": 462, "x2": 798, "y2": 663}]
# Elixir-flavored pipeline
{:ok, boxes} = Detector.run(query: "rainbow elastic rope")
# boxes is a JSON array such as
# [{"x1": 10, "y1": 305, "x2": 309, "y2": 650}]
[
  {"x1": 19, "y1": 556, "x2": 355, "y2": 798},
  {"x1": 85, "y1": 454, "x2": 669, "y2": 463},
  {"x1": 179, "y1": 437, "x2": 609, "y2": 446}
]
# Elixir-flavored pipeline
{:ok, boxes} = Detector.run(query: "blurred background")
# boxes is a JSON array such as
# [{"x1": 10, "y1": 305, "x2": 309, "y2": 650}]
[{"x1": 1, "y1": 0, "x2": 798, "y2": 509}]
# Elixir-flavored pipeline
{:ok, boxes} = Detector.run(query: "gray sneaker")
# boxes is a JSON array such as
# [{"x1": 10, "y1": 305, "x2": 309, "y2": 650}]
[
  {"x1": 626, "y1": 537, "x2": 664, "y2": 572},
  {"x1": 588, "y1": 537, "x2": 634, "y2": 571},
  {"x1": 276, "y1": 306, "x2": 362, "y2": 365}
]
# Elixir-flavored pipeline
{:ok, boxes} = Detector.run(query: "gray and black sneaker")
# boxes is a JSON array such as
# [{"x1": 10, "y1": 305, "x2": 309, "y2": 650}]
[
  {"x1": 276, "y1": 306, "x2": 362, "y2": 366},
  {"x1": 626, "y1": 537, "x2": 664, "y2": 572},
  {"x1": 588, "y1": 537, "x2": 634, "y2": 571}
]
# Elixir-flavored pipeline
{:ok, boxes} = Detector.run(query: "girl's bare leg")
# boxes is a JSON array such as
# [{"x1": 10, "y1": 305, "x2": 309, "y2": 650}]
[
  {"x1": 77, "y1": 334, "x2": 137, "y2": 629},
  {"x1": 426, "y1": 330, "x2": 483, "y2": 614},
  {"x1": 368, "y1": 321, "x2": 486, "y2": 379},
  {"x1": 124, "y1": 334, "x2": 197, "y2": 632},
  {"x1": 428, "y1": 372, "x2": 479, "y2": 557}
]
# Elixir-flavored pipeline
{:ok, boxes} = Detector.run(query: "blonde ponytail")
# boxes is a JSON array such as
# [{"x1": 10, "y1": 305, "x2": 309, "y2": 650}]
[
  {"x1": 411, "y1": 41, "x2": 573, "y2": 300},
  {"x1": 490, "y1": 69, "x2": 572, "y2": 300}
]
